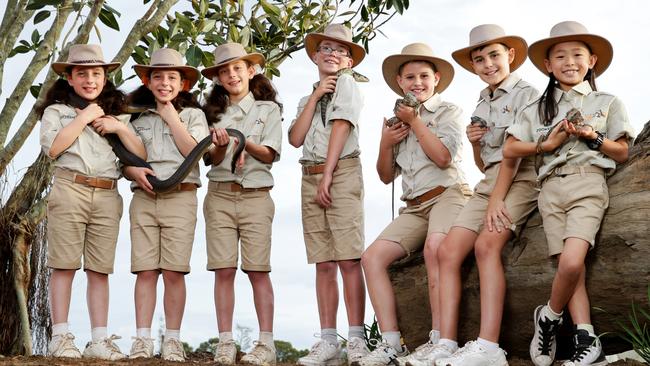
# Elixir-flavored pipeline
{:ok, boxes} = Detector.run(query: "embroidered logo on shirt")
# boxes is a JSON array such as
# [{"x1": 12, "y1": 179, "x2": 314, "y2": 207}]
[
  {"x1": 501, "y1": 105, "x2": 512, "y2": 114},
  {"x1": 61, "y1": 114, "x2": 75, "y2": 120}
]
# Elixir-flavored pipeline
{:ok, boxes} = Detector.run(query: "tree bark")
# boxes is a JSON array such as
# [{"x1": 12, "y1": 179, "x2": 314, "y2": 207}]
[{"x1": 390, "y1": 121, "x2": 650, "y2": 359}]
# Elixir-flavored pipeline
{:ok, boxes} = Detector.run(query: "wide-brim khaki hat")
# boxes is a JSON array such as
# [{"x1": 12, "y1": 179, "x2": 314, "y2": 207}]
[
  {"x1": 382, "y1": 43, "x2": 454, "y2": 96},
  {"x1": 51, "y1": 44, "x2": 120, "y2": 75},
  {"x1": 133, "y1": 48, "x2": 200, "y2": 89},
  {"x1": 201, "y1": 42, "x2": 265, "y2": 80},
  {"x1": 452, "y1": 24, "x2": 528, "y2": 74},
  {"x1": 304, "y1": 23, "x2": 366, "y2": 67},
  {"x1": 528, "y1": 21, "x2": 612, "y2": 77}
]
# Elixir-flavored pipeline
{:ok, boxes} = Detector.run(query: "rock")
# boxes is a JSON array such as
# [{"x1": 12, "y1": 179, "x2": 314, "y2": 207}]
[{"x1": 390, "y1": 121, "x2": 650, "y2": 358}]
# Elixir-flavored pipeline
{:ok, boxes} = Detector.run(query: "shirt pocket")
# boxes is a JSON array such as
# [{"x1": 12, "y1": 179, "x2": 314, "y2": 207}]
[
  {"x1": 135, "y1": 126, "x2": 154, "y2": 144},
  {"x1": 486, "y1": 118, "x2": 513, "y2": 148},
  {"x1": 247, "y1": 119, "x2": 266, "y2": 144}
]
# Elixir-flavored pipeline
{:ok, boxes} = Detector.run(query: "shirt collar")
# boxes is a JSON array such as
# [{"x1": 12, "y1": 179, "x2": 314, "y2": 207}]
[
  {"x1": 422, "y1": 93, "x2": 442, "y2": 113},
  {"x1": 553, "y1": 80, "x2": 593, "y2": 102},
  {"x1": 233, "y1": 92, "x2": 255, "y2": 114},
  {"x1": 478, "y1": 73, "x2": 521, "y2": 102}
]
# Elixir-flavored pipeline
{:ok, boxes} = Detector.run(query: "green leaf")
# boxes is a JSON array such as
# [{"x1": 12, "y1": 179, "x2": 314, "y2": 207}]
[
  {"x1": 9, "y1": 45, "x2": 31, "y2": 57},
  {"x1": 199, "y1": 0, "x2": 209, "y2": 16},
  {"x1": 26, "y1": 0, "x2": 62, "y2": 10},
  {"x1": 393, "y1": 0, "x2": 404, "y2": 14},
  {"x1": 360, "y1": 5, "x2": 369, "y2": 21},
  {"x1": 201, "y1": 19, "x2": 216, "y2": 33},
  {"x1": 30, "y1": 84, "x2": 42, "y2": 98},
  {"x1": 239, "y1": 26, "x2": 251, "y2": 47},
  {"x1": 33, "y1": 10, "x2": 51, "y2": 24},
  {"x1": 185, "y1": 44, "x2": 202, "y2": 67},
  {"x1": 31, "y1": 30, "x2": 40, "y2": 45},
  {"x1": 98, "y1": 8, "x2": 120, "y2": 31},
  {"x1": 259, "y1": 0, "x2": 281, "y2": 17},
  {"x1": 201, "y1": 50, "x2": 215, "y2": 68},
  {"x1": 176, "y1": 13, "x2": 193, "y2": 34}
]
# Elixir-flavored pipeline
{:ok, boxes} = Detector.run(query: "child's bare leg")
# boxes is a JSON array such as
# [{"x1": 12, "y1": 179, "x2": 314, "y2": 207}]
[
  {"x1": 549, "y1": 238, "x2": 589, "y2": 313},
  {"x1": 162, "y1": 270, "x2": 186, "y2": 330},
  {"x1": 423, "y1": 232, "x2": 447, "y2": 331},
  {"x1": 134, "y1": 270, "x2": 159, "y2": 329},
  {"x1": 248, "y1": 271, "x2": 274, "y2": 332},
  {"x1": 338, "y1": 259, "x2": 365, "y2": 326},
  {"x1": 316, "y1": 261, "x2": 339, "y2": 329},
  {"x1": 86, "y1": 270, "x2": 109, "y2": 329},
  {"x1": 214, "y1": 268, "x2": 237, "y2": 332},
  {"x1": 567, "y1": 263, "x2": 590, "y2": 325},
  {"x1": 50, "y1": 269, "x2": 76, "y2": 324}
]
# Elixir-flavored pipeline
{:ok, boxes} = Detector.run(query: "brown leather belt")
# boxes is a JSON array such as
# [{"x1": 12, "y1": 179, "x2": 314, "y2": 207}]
[
  {"x1": 55, "y1": 168, "x2": 116, "y2": 190},
  {"x1": 213, "y1": 182, "x2": 272, "y2": 192},
  {"x1": 135, "y1": 182, "x2": 198, "y2": 197},
  {"x1": 301, "y1": 158, "x2": 360, "y2": 175},
  {"x1": 406, "y1": 186, "x2": 446, "y2": 207},
  {"x1": 545, "y1": 165, "x2": 605, "y2": 182}
]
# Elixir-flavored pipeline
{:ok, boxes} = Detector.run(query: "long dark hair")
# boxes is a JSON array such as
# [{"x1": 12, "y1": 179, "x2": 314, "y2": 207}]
[
  {"x1": 36, "y1": 75, "x2": 126, "y2": 118},
  {"x1": 537, "y1": 45, "x2": 598, "y2": 125},
  {"x1": 203, "y1": 66, "x2": 282, "y2": 124}
]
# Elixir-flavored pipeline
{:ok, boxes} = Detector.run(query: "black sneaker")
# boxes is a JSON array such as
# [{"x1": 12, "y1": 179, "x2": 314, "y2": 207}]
[
  {"x1": 561, "y1": 329, "x2": 607, "y2": 366},
  {"x1": 529, "y1": 305, "x2": 563, "y2": 366}
]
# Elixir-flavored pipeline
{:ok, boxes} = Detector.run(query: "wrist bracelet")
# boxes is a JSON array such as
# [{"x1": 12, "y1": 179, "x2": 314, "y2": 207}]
[{"x1": 586, "y1": 131, "x2": 605, "y2": 150}]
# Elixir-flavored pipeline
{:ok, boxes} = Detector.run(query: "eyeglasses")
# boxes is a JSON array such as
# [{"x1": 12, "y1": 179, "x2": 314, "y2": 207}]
[{"x1": 317, "y1": 46, "x2": 350, "y2": 57}]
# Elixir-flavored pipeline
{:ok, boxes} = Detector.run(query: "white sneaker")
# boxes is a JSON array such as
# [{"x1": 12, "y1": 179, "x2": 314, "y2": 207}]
[
  {"x1": 241, "y1": 341, "x2": 277, "y2": 366},
  {"x1": 561, "y1": 330, "x2": 607, "y2": 366},
  {"x1": 82, "y1": 335, "x2": 126, "y2": 360},
  {"x1": 530, "y1": 305, "x2": 563, "y2": 366},
  {"x1": 348, "y1": 337, "x2": 370, "y2": 366},
  {"x1": 214, "y1": 339, "x2": 238, "y2": 365},
  {"x1": 48, "y1": 333, "x2": 82, "y2": 358},
  {"x1": 297, "y1": 340, "x2": 346, "y2": 366},
  {"x1": 358, "y1": 340, "x2": 409, "y2": 366},
  {"x1": 406, "y1": 343, "x2": 453, "y2": 366},
  {"x1": 435, "y1": 341, "x2": 507, "y2": 366},
  {"x1": 397, "y1": 340, "x2": 438, "y2": 366},
  {"x1": 162, "y1": 337, "x2": 186, "y2": 362},
  {"x1": 129, "y1": 336, "x2": 155, "y2": 359}
]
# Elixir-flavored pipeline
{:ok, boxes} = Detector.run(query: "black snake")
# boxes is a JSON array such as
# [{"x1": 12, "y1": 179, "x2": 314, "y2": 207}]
[{"x1": 68, "y1": 94, "x2": 245, "y2": 193}]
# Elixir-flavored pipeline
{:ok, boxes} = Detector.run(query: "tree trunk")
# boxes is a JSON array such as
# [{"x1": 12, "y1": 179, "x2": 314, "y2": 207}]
[{"x1": 390, "y1": 121, "x2": 650, "y2": 359}]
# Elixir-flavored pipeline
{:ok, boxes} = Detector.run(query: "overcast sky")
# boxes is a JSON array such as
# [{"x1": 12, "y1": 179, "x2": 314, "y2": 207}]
[{"x1": 3, "y1": 0, "x2": 650, "y2": 353}]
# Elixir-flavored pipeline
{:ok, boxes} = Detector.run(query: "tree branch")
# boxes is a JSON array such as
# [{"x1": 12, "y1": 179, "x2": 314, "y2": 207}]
[
  {"x1": 0, "y1": 0, "x2": 74, "y2": 146},
  {"x1": 112, "y1": 0, "x2": 177, "y2": 65},
  {"x1": 0, "y1": 0, "x2": 34, "y2": 96}
]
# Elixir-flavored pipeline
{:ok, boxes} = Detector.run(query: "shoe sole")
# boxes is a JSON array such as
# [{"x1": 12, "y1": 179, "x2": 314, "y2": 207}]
[{"x1": 298, "y1": 359, "x2": 346, "y2": 366}]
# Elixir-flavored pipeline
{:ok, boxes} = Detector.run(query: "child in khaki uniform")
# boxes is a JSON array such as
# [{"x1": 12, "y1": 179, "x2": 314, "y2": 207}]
[
  {"x1": 358, "y1": 43, "x2": 468, "y2": 366},
  {"x1": 124, "y1": 48, "x2": 209, "y2": 362},
  {"x1": 39, "y1": 44, "x2": 145, "y2": 360},
  {"x1": 421, "y1": 25, "x2": 540, "y2": 366},
  {"x1": 289, "y1": 24, "x2": 369, "y2": 366},
  {"x1": 201, "y1": 42, "x2": 282, "y2": 366},
  {"x1": 503, "y1": 21, "x2": 634, "y2": 366}
]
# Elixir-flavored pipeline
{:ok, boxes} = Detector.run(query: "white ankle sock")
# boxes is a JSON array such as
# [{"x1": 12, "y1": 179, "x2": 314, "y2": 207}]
[
  {"x1": 348, "y1": 326, "x2": 365, "y2": 340},
  {"x1": 52, "y1": 323, "x2": 69, "y2": 337},
  {"x1": 476, "y1": 337, "x2": 499, "y2": 353},
  {"x1": 91, "y1": 327, "x2": 108, "y2": 342},
  {"x1": 439, "y1": 338, "x2": 458, "y2": 352},
  {"x1": 544, "y1": 302, "x2": 563, "y2": 320},
  {"x1": 165, "y1": 329, "x2": 180, "y2": 340},
  {"x1": 259, "y1": 331, "x2": 274, "y2": 348},
  {"x1": 321, "y1": 328, "x2": 338, "y2": 345},
  {"x1": 576, "y1": 324, "x2": 596, "y2": 337},
  {"x1": 382, "y1": 331, "x2": 402, "y2": 350},
  {"x1": 136, "y1": 328, "x2": 151, "y2": 338},
  {"x1": 220, "y1": 331, "x2": 233, "y2": 342},
  {"x1": 429, "y1": 330, "x2": 441, "y2": 344}
]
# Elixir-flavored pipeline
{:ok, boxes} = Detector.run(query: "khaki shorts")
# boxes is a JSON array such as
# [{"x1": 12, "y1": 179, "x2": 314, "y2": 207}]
[
  {"x1": 130, "y1": 189, "x2": 198, "y2": 273},
  {"x1": 453, "y1": 164, "x2": 539, "y2": 234},
  {"x1": 376, "y1": 184, "x2": 467, "y2": 255},
  {"x1": 301, "y1": 158, "x2": 364, "y2": 264},
  {"x1": 47, "y1": 175, "x2": 122, "y2": 274},
  {"x1": 204, "y1": 182, "x2": 275, "y2": 272},
  {"x1": 538, "y1": 170, "x2": 608, "y2": 256}
]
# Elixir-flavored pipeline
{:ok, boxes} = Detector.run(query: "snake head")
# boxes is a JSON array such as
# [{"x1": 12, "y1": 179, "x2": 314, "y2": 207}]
[
  {"x1": 470, "y1": 116, "x2": 487, "y2": 128},
  {"x1": 402, "y1": 92, "x2": 419, "y2": 107}
]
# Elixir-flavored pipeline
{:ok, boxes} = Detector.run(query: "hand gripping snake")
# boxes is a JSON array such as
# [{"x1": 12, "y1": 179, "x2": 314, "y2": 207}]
[{"x1": 68, "y1": 94, "x2": 245, "y2": 193}]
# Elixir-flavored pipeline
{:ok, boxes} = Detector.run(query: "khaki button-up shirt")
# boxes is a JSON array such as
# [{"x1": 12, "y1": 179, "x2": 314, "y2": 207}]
[
  {"x1": 207, "y1": 92, "x2": 282, "y2": 188},
  {"x1": 130, "y1": 107, "x2": 209, "y2": 188},
  {"x1": 395, "y1": 93, "x2": 467, "y2": 200},
  {"x1": 473, "y1": 73, "x2": 539, "y2": 170},
  {"x1": 289, "y1": 72, "x2": 363, "y2": 164},
  {"x1": 507, "y1": 81, "x2": 635, "y2": 181},
  {"x1": 40, "y1": 103, "x2": 130, "y2": 179}
]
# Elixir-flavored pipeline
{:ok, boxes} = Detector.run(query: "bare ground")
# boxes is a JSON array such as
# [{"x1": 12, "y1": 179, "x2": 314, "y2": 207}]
[{"x1": 0, "y1": 353, "x2": 645, "y2": 366}]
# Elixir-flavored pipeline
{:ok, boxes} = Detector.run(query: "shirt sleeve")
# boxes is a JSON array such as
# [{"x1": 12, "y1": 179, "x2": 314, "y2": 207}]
[
  {"x1": 288, "y1": 95, "x2": 309, "y2": 135},
  {"x1": 186, "y1": 108, "x2": 210, "y2": 142},
  {"x1": 435, "y1": 104, "x2": 463, "y2": 158},
  {"x1": 260, "y1": 103, "x2": 283, "y2": 162},
  {"x1": 329, "y1": 73, "x2": 362, "y2": 129},
  {"x1": 507, "y1": 105, "x2": 536, "y2": 142},
  {"x1": 39, "y1": 105, "x2": 62, "y2": 158},
  {"x1": 605, "y1": 96, "x2": 635, "y2": 143}
]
